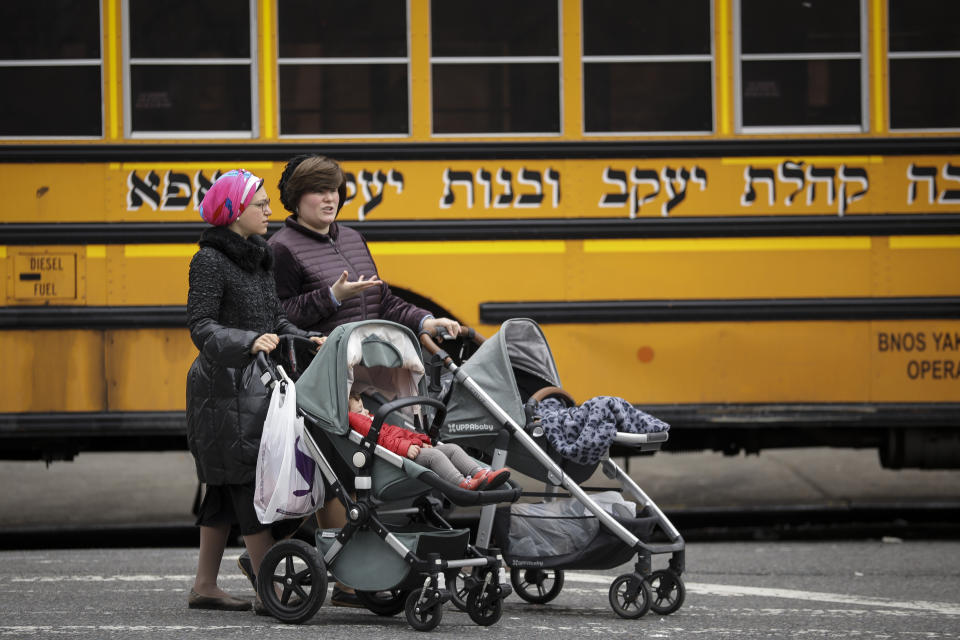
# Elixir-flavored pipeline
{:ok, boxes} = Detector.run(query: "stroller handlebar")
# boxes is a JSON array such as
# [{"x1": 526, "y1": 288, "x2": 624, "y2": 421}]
[
  {"x1": 368, "y1": 396, "x2": 448, "y2": 446},
  {"x1": 373, "y1": 396, "x2": 448, "y2": 430},
  {"x1": 613, "y1": 431, "x2": 669, "y2": 445},
  {"x1": 419, "y1": 323, "x2": 484, "y2": 359},
  {"x1": 254, "y1": 334, "x2": 320, "y2": 386}
]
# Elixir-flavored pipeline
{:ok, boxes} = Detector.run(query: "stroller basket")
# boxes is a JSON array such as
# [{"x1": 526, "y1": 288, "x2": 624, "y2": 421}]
[
  {"x1": 492, "y1": 497, "x2": 657, "y2": 571},
  {"x1": 316, "y1": 523, "x2": 471, "y2": 592}
]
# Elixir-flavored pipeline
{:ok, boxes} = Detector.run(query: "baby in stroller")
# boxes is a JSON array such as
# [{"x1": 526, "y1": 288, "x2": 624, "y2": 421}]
[
  {"x1": 348, "y1": 393, "x2": 511, "y2": 490},
  {"x1": 521, "y1": 383, "x2": 669, "y2": 466}
]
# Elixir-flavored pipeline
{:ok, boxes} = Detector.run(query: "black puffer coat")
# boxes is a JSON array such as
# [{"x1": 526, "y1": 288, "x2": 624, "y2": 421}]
[
  {"x1": 269, "y1": 217, "x2": 431, "y2": 336},
  {"x1": 186, "y1": 227, "x2": 314, "y2": 485}
]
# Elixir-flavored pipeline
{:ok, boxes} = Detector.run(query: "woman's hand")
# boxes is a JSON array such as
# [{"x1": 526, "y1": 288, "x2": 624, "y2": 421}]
[
  {"x1": 309, "y1": 335, "x2": 326, "y2": 349},
  {"x1": 250, "y1": 333, "x2": 279, "y2": 354},
  {"x1": 331, "y1": 270, "x2": 381, "y2": 302},
  {"x1": 407, "y1": 444, "x2": 420, "y2": 459},
  {"x1": 423, "y1": 317, "x2": 461, "y2": 340}
]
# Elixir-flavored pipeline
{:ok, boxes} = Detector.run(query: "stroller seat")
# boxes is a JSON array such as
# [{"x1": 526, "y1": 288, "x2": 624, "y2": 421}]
[{"x1": 296, "y1": 321, "x2": 519, "y2": 505}]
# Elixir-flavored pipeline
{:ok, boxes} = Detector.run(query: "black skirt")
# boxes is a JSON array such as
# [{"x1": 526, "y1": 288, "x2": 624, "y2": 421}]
[{"x1": 195, "y1": 482, "x2": 302, "y2": 538}]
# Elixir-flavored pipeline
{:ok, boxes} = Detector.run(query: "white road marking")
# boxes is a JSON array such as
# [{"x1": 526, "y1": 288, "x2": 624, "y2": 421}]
[
  {"x1": 688, "y1": 583, "x2": 960, "y2": 616},
  {"x1": 566, "y1": 573, "x2": 960, "y2": 616},
  {"x1": 0, "y1": 626, "x2": 249, "y2": 634},
  {"x1": 9, "y1": 575, "x2": 235, "y2": 583},
  {"x1": 6, "y1": 571, "x2": 959, "y2": 617}
]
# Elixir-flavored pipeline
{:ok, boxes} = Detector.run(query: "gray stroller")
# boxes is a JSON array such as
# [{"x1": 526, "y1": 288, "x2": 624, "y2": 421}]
[
  {"x1": 255, "y1": 320, "x2": 520, "y2": 631},
  {"x1": 421, "y1": 318, "x2": 686, "y2": 619}
]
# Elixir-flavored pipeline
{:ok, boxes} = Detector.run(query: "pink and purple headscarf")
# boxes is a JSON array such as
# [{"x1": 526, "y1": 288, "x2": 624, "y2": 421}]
[{"x1": 198, "y1": 169, "x2": 264, "y2": 226}]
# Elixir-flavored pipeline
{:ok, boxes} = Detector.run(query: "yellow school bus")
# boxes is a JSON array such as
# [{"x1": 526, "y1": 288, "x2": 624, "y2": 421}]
[{"x1": 1, "y1": 0, "x2": 958, "y2": 467}]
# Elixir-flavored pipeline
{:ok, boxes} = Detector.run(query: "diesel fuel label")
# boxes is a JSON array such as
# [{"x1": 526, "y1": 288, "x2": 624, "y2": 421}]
[
  {"x1": 13, "y1": 253, "x2": 77, "y2": 300},
  {"x1": 877, "y1": 330, "x2": 960, "y2": 381}
]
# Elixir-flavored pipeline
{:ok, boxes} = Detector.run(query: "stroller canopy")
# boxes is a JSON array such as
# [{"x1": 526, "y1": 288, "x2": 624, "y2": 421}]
[
  {"x1": 444, "y1": 318, "x2": 562, "y2": 438},
  {"x1": 296, "y1": 320, "x2": 426, "y2": 436}
]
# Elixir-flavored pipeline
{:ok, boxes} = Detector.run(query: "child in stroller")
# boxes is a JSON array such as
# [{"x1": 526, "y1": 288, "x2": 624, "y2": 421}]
[
  {"x1": 348, "y1": 393, "x2": 511, "y2": 490},
  {"x1": 527, "y1": 393, "x2": 669, "y2": 466}
]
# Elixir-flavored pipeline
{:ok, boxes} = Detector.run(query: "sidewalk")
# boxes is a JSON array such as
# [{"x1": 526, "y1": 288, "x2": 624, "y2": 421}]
[{"x1": 2, "y1": 448, "x2": 958, "y2": 531}]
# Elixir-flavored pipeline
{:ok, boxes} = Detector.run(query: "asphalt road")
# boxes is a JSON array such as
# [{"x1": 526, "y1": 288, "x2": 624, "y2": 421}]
[
  {"x1": 2, "y1": 541, "x2": 958, "y2": 639},
  {"x1": 1, "y1": 449, "x2": 959, "y2": 637}
]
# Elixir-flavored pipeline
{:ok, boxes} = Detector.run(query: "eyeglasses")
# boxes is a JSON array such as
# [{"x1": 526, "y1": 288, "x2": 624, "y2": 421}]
[{"x1": 249, "y1": 199, "x2": 271, "y2": 211}]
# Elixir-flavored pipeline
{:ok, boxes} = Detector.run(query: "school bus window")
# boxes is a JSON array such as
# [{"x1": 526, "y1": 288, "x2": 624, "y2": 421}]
[
  {"x1": 738, "y1": 0, "x2": 864, "y2": 131},
  {"x1": 278, "y1": 0, "x2": 409, "y2": 136},
  {"x1": 582, "y1": 0, "x2": 713, "y2": 134},
  {"x1": 127, "y1": 0, "x2": 254, "y2": 136},
  {"x1": 430, "y1": 0, "x2": 560, "y2": 134},
  {"x1": 0, "y1": 0, "x2": 101, "y2": 137},
  {"x1": 888, "y1": 0, "x2": 960, "y2": 130}
]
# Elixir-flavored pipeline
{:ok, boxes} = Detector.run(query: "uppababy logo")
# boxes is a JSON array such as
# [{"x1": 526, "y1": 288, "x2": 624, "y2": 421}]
[
  {"x1": 511, "y1": 560, "x2": 544, "y2": 568},
  {"x1": 447, "y1": 422, "x2": 497, "y2": 433}
]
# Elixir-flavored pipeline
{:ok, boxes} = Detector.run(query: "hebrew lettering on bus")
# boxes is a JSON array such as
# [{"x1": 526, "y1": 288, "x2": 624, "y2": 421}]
[
  {"x1": 439, "y1": 167, "x2": 561, "y2": 209},
  {"x1": 740, "y1": 161, "x2": 869, "y2": 215},
  {"x1": 343, "y1": 169, "x2": 405, "y2": 220},
  {"x1": 127, "y1": 169, "x2": 224, "y2": 211},
  {"x1": 907, "y1": 162, "x2": 960, "y2": 205},
  {"x1": 127, "y1": 170, "x2": 161, "y2": 210},
  {"x1": 600, "y1": 166, "x2": 707, "y2": 217},
  {"x1": 126, "y1": 168, "x2": 404, "y2": 217},
  {"x1": 161, "y1": 171, "x2": 192, "y2": 210}
]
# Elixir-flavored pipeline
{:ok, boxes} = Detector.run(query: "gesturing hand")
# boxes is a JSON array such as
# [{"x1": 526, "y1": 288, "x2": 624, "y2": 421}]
[{"x1": 331, "y1": 270, "x2": 382, "y2": 302}]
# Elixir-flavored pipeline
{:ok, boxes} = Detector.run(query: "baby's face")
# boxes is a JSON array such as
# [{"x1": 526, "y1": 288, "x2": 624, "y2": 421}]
[{"x1": 348, "y1": 396, "x2": 364, "y2": 413}]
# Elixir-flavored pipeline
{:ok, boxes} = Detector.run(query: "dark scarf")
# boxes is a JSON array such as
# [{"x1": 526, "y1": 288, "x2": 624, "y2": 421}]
[{"x1": 199, "y1": 227, "x2": 273, "y2": 273}]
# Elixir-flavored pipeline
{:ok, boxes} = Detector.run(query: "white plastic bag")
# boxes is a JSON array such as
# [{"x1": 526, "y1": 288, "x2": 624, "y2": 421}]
[{"x1": 254, "y1": 365, "x2": 324, "y2": 524}]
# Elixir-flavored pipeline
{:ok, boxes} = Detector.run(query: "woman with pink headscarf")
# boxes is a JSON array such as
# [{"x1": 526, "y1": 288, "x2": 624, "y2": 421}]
[{"x1": 185, "y1": 169, "x2": 323, "y2": 613}]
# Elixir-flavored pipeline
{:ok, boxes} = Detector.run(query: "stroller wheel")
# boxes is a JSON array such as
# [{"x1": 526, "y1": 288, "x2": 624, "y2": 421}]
[
  {"x1": 648, "y1": 569, "x2": 685, "y2": 615},
  {"x1": 608, "y1": 573, "x2": 651, "y2": 619},
  {"x1": 257, "y1": 539, "x2": 327, "y2": 624},
  {"x1": 355, "y1": 587, "x2": 410, "y2": 616},
  {"x1": 445, "y1": 569, "x2": 472, "y2": 611},
  {"x1": 466, "y1": 583, "x2": 503, "y2": 626},
  {"x1": 510, "y1": 567, "x2": 565, "y2": 604},
  {"x1": 404, "y1": 588, "x2": 444, "y2": 631}
]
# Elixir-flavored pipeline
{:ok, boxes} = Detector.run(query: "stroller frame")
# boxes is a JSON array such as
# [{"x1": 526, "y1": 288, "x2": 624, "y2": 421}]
[
  {"x1": 422, "y1": 320, "x2": 686, "y2": 618},
  {"x1": 255, "y1": 325, "x2": 518, "y2": 631}
]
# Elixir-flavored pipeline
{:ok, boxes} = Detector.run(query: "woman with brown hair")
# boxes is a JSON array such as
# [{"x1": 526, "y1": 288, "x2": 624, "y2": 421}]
[
  {"x1": 257, "y1": 153, "x2": 460, "y2": 606},
  {"x1": 268, "y1": 153, "x2": 460, "y2": 338}
]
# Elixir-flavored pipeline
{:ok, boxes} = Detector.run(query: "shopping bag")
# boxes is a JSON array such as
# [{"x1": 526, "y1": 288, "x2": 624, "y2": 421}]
[{"x1": 254, "y1": 365, "x2": 324, "y2": 523}]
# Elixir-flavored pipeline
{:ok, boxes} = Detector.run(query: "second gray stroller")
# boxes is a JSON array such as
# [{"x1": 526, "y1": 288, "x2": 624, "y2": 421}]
[{"x1": 421, "y1": 318, "x2": 686, "y2": 619}]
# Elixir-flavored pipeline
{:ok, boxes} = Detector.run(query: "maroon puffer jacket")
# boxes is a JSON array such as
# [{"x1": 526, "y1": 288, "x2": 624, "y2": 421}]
[{"x1": 269, "y1": 217, "x2": 431, "y2": 335}]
